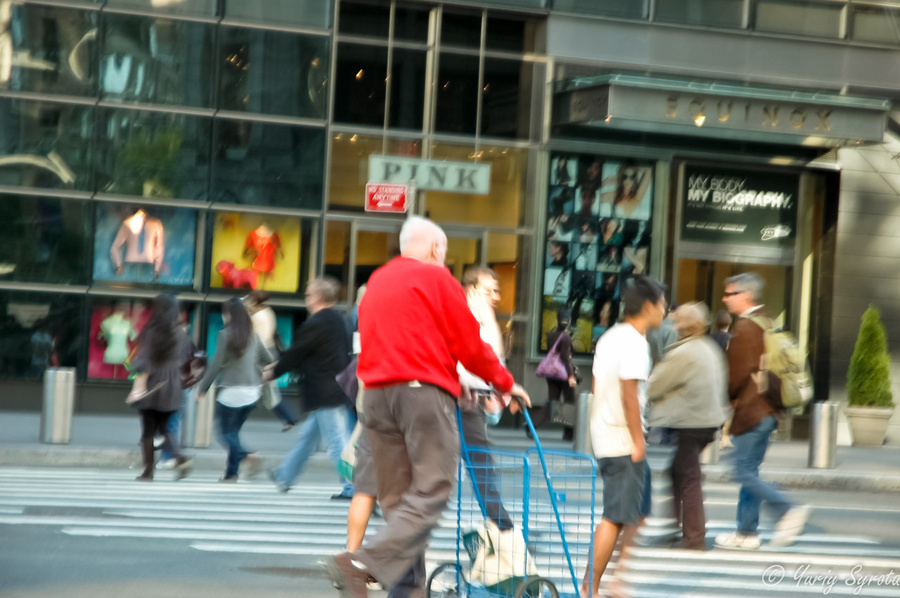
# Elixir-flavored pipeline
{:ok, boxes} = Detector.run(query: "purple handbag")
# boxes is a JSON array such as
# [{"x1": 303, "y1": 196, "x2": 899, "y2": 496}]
[{"x1": 535, "y1": 334, "x2": 569, "y2": 382}]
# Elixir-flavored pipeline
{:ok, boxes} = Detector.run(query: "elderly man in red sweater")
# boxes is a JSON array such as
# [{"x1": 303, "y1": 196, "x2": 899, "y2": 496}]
[{"x1": 323, "y1": 216, "x2": 531, "y2": 598}]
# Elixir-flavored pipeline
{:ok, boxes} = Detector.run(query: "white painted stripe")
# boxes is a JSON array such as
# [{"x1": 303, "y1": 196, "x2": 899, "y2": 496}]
[{"x1": 0, "y1": 507, "x2": 23, "y2": 514}]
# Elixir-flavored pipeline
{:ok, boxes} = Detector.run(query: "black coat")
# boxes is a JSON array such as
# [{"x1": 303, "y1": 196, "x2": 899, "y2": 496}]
[{"x1": 273, "y1": 308, "x2": 351, "y2": 411}]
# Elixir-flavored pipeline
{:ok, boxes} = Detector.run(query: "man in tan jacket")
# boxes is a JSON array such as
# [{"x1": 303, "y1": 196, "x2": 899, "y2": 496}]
[{"x1": 715, "y1": 273, "x2": 810, "y2": 550}]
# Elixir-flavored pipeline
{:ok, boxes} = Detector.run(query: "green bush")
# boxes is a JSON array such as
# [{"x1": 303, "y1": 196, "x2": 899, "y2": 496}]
[{"x1": 847, "y1": 306, "x2": 894, "y2": 407}]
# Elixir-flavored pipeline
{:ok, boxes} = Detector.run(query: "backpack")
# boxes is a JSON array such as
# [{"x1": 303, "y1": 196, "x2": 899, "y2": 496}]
[{"x1": 747, "y1": 316, "x2": 814, "y2": 415}]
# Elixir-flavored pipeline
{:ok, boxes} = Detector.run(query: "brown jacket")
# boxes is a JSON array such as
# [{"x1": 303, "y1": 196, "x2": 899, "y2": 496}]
[{"x1": 727, "y1": 313, "x2": 776, "y2": 436}]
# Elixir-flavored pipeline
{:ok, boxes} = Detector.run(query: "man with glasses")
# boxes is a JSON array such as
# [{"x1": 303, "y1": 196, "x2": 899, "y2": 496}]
[{"x1": 715, "y1": 272, "x2": 810, "y2": 550}]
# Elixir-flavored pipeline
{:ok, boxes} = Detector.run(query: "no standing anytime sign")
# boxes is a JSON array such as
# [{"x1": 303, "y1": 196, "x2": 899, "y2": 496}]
[{"x1": 365, "y1": 183, "x2": 411, "y2": 213}]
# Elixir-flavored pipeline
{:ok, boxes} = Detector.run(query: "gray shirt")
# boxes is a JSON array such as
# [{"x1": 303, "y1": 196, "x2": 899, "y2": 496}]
[
  {"x1": 199, "y1": 331, "x2": 273, "y2": 395},
  {"x1": 647, "y1": 317, "x2": 679, "y2": 366},
  {"x1": 647, "y1": 335, "x2": 730, "y2": 429}
]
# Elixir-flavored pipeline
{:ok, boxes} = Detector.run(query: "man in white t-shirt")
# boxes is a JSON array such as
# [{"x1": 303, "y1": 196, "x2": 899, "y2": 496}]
[{"x1": 582, "y1": 276, "x2": 666, "y2": 598}]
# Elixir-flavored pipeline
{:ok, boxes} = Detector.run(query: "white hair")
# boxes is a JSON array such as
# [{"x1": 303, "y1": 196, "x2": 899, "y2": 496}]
[
  {"x1": 674, "y1": 302, "x2": 710, "y2": 337},
  {"x1": 399, "y1": 216, "x2": 446, "y2": 255}
]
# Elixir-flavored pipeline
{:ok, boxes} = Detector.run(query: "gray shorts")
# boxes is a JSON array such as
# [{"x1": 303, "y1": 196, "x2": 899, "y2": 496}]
[
  {"x1": 598, "y1": 455, "x2": 648, "y2": 526},
  {"x1": 352, "y1": 425, "x2": 377, "y2": 497}
]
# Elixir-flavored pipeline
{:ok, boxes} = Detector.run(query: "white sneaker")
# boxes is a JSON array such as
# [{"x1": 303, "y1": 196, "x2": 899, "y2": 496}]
[
  {"x1": 715, "y1": 531, "x2": 761, "y2": 550},
  {"x1": 770, "y1": 505, "x2": 811, "y2": 547},
  {"x1": 157, "y1": 458, "x2": 176, "y2": 470}
]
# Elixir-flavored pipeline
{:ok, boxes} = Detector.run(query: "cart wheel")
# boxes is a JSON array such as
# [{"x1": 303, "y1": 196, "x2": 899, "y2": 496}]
[
  {"x1": 514, "y1": 576, "x2": 559, "y2": 598},
  {"x1": 426, "y1": 562, "x2": 468, "y2": 598}
]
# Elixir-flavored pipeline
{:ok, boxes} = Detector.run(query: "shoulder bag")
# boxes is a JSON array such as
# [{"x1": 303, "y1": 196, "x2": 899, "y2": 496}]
[{"x1": 536, "y1": 334, "x2": 569, "y2": 382}]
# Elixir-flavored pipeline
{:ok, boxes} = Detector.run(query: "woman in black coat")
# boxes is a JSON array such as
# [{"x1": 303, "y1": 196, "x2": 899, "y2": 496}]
[{"x1": 131, "y1": 294, "x2": 194, "y2": 482}]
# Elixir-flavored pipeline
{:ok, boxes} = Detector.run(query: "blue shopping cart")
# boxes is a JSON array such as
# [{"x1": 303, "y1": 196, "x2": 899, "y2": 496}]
[{"x1": 427, "y1": 405, "x2": 597, "y2": 598}]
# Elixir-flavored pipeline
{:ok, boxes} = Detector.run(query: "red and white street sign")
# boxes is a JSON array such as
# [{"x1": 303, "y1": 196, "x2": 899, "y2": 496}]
[{"x1": 365, "y1": 183, "x2": 410, "y2": 213}]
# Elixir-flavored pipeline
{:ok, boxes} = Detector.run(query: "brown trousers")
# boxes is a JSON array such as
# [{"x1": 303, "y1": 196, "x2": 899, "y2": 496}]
[
  {"x1": 671, "y1": 427, "x2": 718, "y2": 549},
  {"x1": 353, "y1": 383, "x2": 460, "y2": 591}
]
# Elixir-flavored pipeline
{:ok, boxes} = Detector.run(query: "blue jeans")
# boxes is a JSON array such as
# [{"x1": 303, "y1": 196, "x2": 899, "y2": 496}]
[
  {"x1": 731, "y1": 416, "x2": 792, "y2": 535},
  {"x1": 216, "y1": 402, "x2": 256, "y2": 477},
  {"x1": 275, "y1": 405, "x2": 353, "y2": 495},
  {"x1": 160, "y1": 389, "x2": 189, "y2": 461}
]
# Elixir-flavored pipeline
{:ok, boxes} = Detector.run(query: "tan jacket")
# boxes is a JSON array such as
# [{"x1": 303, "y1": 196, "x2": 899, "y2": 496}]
[
  {"x1": 648, "y1": 335, "x2": 729, "y2": 429},
  {"x1": 727, "y1": 313, "x2": 776, "y2": 436}
]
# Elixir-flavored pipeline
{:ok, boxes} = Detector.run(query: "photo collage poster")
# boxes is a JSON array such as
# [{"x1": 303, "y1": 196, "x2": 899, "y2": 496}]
[{"x1": 542, "y1": 154, "x2": 653, "y2": 355}]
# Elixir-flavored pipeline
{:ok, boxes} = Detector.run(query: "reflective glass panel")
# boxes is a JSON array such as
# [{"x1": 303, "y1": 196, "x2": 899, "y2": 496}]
[
  {"x1": 435, "y1": 53, "x2": 479, "y2": 135},
  {"x1": 0, "y1": 196, "x2": 91, "y2": 285},
  {"x1": 105, "y1": 0, "x2": 217, "y2": 18},
  {"x1": 329, "y1": 134, "x2": 422, "y2": 209},
  {"x1": 389, "y1": 48, "x2": 426, "y2": 131},
  {"x1": 853, "y1": 7, "x2": 900, "y2": 45},
  {"x1": 0, "y1": 291, "x2": 86, "y2": 380},
  {"x1": 441, "y1": 11, "x2": 482, "y2": 49},
  {"x1": 552, "y1": 0, "x2": 646, "y2": 19},
  {"x1": 339, "y1": 0, "x2": 391, "y2": 38},
  {"x1": 756, "y1": 1, "x2": 842, "y2": 38},
  {"x1": 485, "y1": 17, "x2": 529, "y2": 53},
  {"x1": 95, "y1": 108, "x2": 211, "y2": 200},
  {"x1": 211, "y1": 120, "x2": 326, "y2": 209},
  {"x1": 324, "y1": 220, "x2": 350, "y2": 301},
  {"x1": 225, "y1": 0, "x2": 333, "y2": 30},
  {"x1": 334, "y1": 42, "x2": 388, "y2": 126},
  {"x1": 0, "y1": 4, "x2": 97, "y2": 96},
  {"x1": 218, "y1": 27, "x2": 329, "y2": 119},
  {"x1": 426, "y1": 143, "x2": 526, "y2": 228},
  {"x1": 655, "y1": 0, "x2": 744, "y2": 29},
  {"x1": 445, "y1": 234, "x2": 482, "y2": 284},
  {"x1": 481, "y1": 58, "x2": 533, "y2": 140},
  {"x1": 355, "y1": 229, "x2": 400, "y2": 287},
  {"x1": 100, "y1": 14, "x2": 215, "y2": 108},
  {"x1": 209, "y1": 213, "x2": 316, "y2": 294},
  {"x1": 394, "y1": 6, "x2": 430, "y2": 43},
  {"x1": 0, "y1": 99, "x2": 93, "y2": 191},
  {"x1": 487, "y1": 232, "x2": 530, "y2": 315}
]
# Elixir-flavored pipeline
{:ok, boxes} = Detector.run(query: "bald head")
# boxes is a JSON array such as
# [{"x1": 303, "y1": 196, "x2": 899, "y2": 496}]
[{"x1": 399, "y1": 216, "x2": 448, "y2": 266}]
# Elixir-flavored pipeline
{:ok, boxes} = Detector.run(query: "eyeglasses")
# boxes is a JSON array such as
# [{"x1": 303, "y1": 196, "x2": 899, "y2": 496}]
[{"x1": 723, "y1": 291, "x2": 744, "y2": 297}]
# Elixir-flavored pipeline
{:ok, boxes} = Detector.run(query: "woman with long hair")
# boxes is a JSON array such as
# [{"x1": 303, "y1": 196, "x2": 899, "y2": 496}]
[
  {"x1": 131, "y1": 293, "x2": 194, "y2": 482},
  {"x1": 198, "y1": 297, "x2": 273, "y2": 482}
]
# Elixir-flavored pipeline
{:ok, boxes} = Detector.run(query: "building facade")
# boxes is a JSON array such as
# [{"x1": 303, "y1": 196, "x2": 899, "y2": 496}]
[{"x1": 2, "y1": 0, "x2": 900, "y2": 444}]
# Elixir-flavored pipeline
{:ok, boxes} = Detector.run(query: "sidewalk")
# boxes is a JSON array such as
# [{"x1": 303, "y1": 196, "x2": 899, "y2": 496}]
[{"x1": 2, "y1": 411, "x2": 899, "y2": 491}]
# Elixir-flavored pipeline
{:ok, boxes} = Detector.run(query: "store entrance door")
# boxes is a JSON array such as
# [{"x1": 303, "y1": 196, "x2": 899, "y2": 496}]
[{"x1": 676, "y1": 259, "x2": 793, "y2": 327}]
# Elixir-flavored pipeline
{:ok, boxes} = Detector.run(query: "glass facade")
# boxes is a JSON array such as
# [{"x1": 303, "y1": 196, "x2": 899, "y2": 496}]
[{"x1": 0, "y1": 0, "x2": 541, "y2": 389}]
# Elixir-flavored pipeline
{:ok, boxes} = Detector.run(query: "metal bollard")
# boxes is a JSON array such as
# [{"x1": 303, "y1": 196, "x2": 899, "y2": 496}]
[
  {"x1": 573, "y1": 392, "x2": 592, "y2": 455},
  {"x1": 808, "y1": 401, "x2": 839, "y2": 469},
  {"x1": 180, "y1": 388, "x2": 197, "y2": 448},
  {"x1": 192, "y1": 384, "x2": 215, "y2": 448},
  {"x1": 40, "y1": 368, "x2": 76, "y2": 444}
]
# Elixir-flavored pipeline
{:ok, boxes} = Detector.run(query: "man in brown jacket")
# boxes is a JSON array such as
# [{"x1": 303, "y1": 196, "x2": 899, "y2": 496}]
[{"x1": 714, "y1": 273, "x2": 810, "y2": 550}]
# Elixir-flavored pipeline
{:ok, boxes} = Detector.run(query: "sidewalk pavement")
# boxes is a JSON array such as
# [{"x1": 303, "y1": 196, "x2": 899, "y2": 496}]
[{"x1": 1, "y1": 411, "x2": 899, "y2": 492}]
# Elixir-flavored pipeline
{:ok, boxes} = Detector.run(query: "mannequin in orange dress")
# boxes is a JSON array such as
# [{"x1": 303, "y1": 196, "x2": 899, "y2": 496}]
[{"x1": 243, "y1": 224, "x2": 283, "y2": 288}]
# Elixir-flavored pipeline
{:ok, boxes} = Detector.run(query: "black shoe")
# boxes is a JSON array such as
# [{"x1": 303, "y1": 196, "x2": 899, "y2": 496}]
[{"x1": 331, "y1": 492, "x2": 353, "y2": 501}]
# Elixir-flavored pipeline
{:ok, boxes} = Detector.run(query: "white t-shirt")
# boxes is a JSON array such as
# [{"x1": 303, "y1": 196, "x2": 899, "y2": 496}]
[{"x1": 590, "y1": 323, "x2": 650, "y2": 458}]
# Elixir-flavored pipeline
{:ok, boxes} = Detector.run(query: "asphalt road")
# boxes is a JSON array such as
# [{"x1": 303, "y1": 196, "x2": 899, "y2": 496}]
[{"x1": 1, "y1": 466, "x2": 899, "y2": 598}]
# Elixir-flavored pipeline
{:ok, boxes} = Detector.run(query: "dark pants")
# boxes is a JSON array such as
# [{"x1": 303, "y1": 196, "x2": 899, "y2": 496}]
[
  {"x1": 139, "y1": 409, "x2": 180, "y2": 457},
  {"x1": 216, "y1": 402, "x2": 256, "y2": 477},
  {"x1": 459, "y1": 408, "x2": 514, "y2": 531},
  {"x1": 354, "y1": 383, "x2": 459, "y2": 594},
  {"x1": 671, "y1": 427, "x2": 718, "y2": 549},
  {"x1": 531, "y1": 380, "x2": 576, "y2": 439}
]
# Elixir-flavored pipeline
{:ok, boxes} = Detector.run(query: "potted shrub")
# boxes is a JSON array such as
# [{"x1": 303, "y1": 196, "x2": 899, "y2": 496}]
[{"x1": 845, "y1": 306, "x2": 895, "y2": 447}]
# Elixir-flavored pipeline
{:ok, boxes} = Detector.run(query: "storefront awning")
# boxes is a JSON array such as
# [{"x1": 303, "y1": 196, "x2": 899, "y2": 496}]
[{"x1": 553, "y1": 74, "x2": 891, "y2": 148}]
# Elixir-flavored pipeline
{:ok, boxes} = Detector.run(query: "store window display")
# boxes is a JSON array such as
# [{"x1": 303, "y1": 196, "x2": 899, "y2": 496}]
[
  {"x1": 540, "y1": 153, "x2": 654, "y2": 355},
  {"x1": 93, "y1": 204, "x2": 197, "y2": 286},
  {"x1": 88, "y1": 299, "x2": 193, "y2": 380},
  {"x1": 210, "y1": 213, "x2": 301, "y2": 293}
]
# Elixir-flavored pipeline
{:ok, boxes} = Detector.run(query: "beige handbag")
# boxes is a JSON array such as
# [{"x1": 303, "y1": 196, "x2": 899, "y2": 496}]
[{"x1": 125, "y1": 373, "x2": 166, "y2": 405}]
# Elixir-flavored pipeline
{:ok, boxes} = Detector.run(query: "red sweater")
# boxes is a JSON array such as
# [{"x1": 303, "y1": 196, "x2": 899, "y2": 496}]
[{"x1": 358, "y1": 256, "x2": 514, "y2": 397}]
